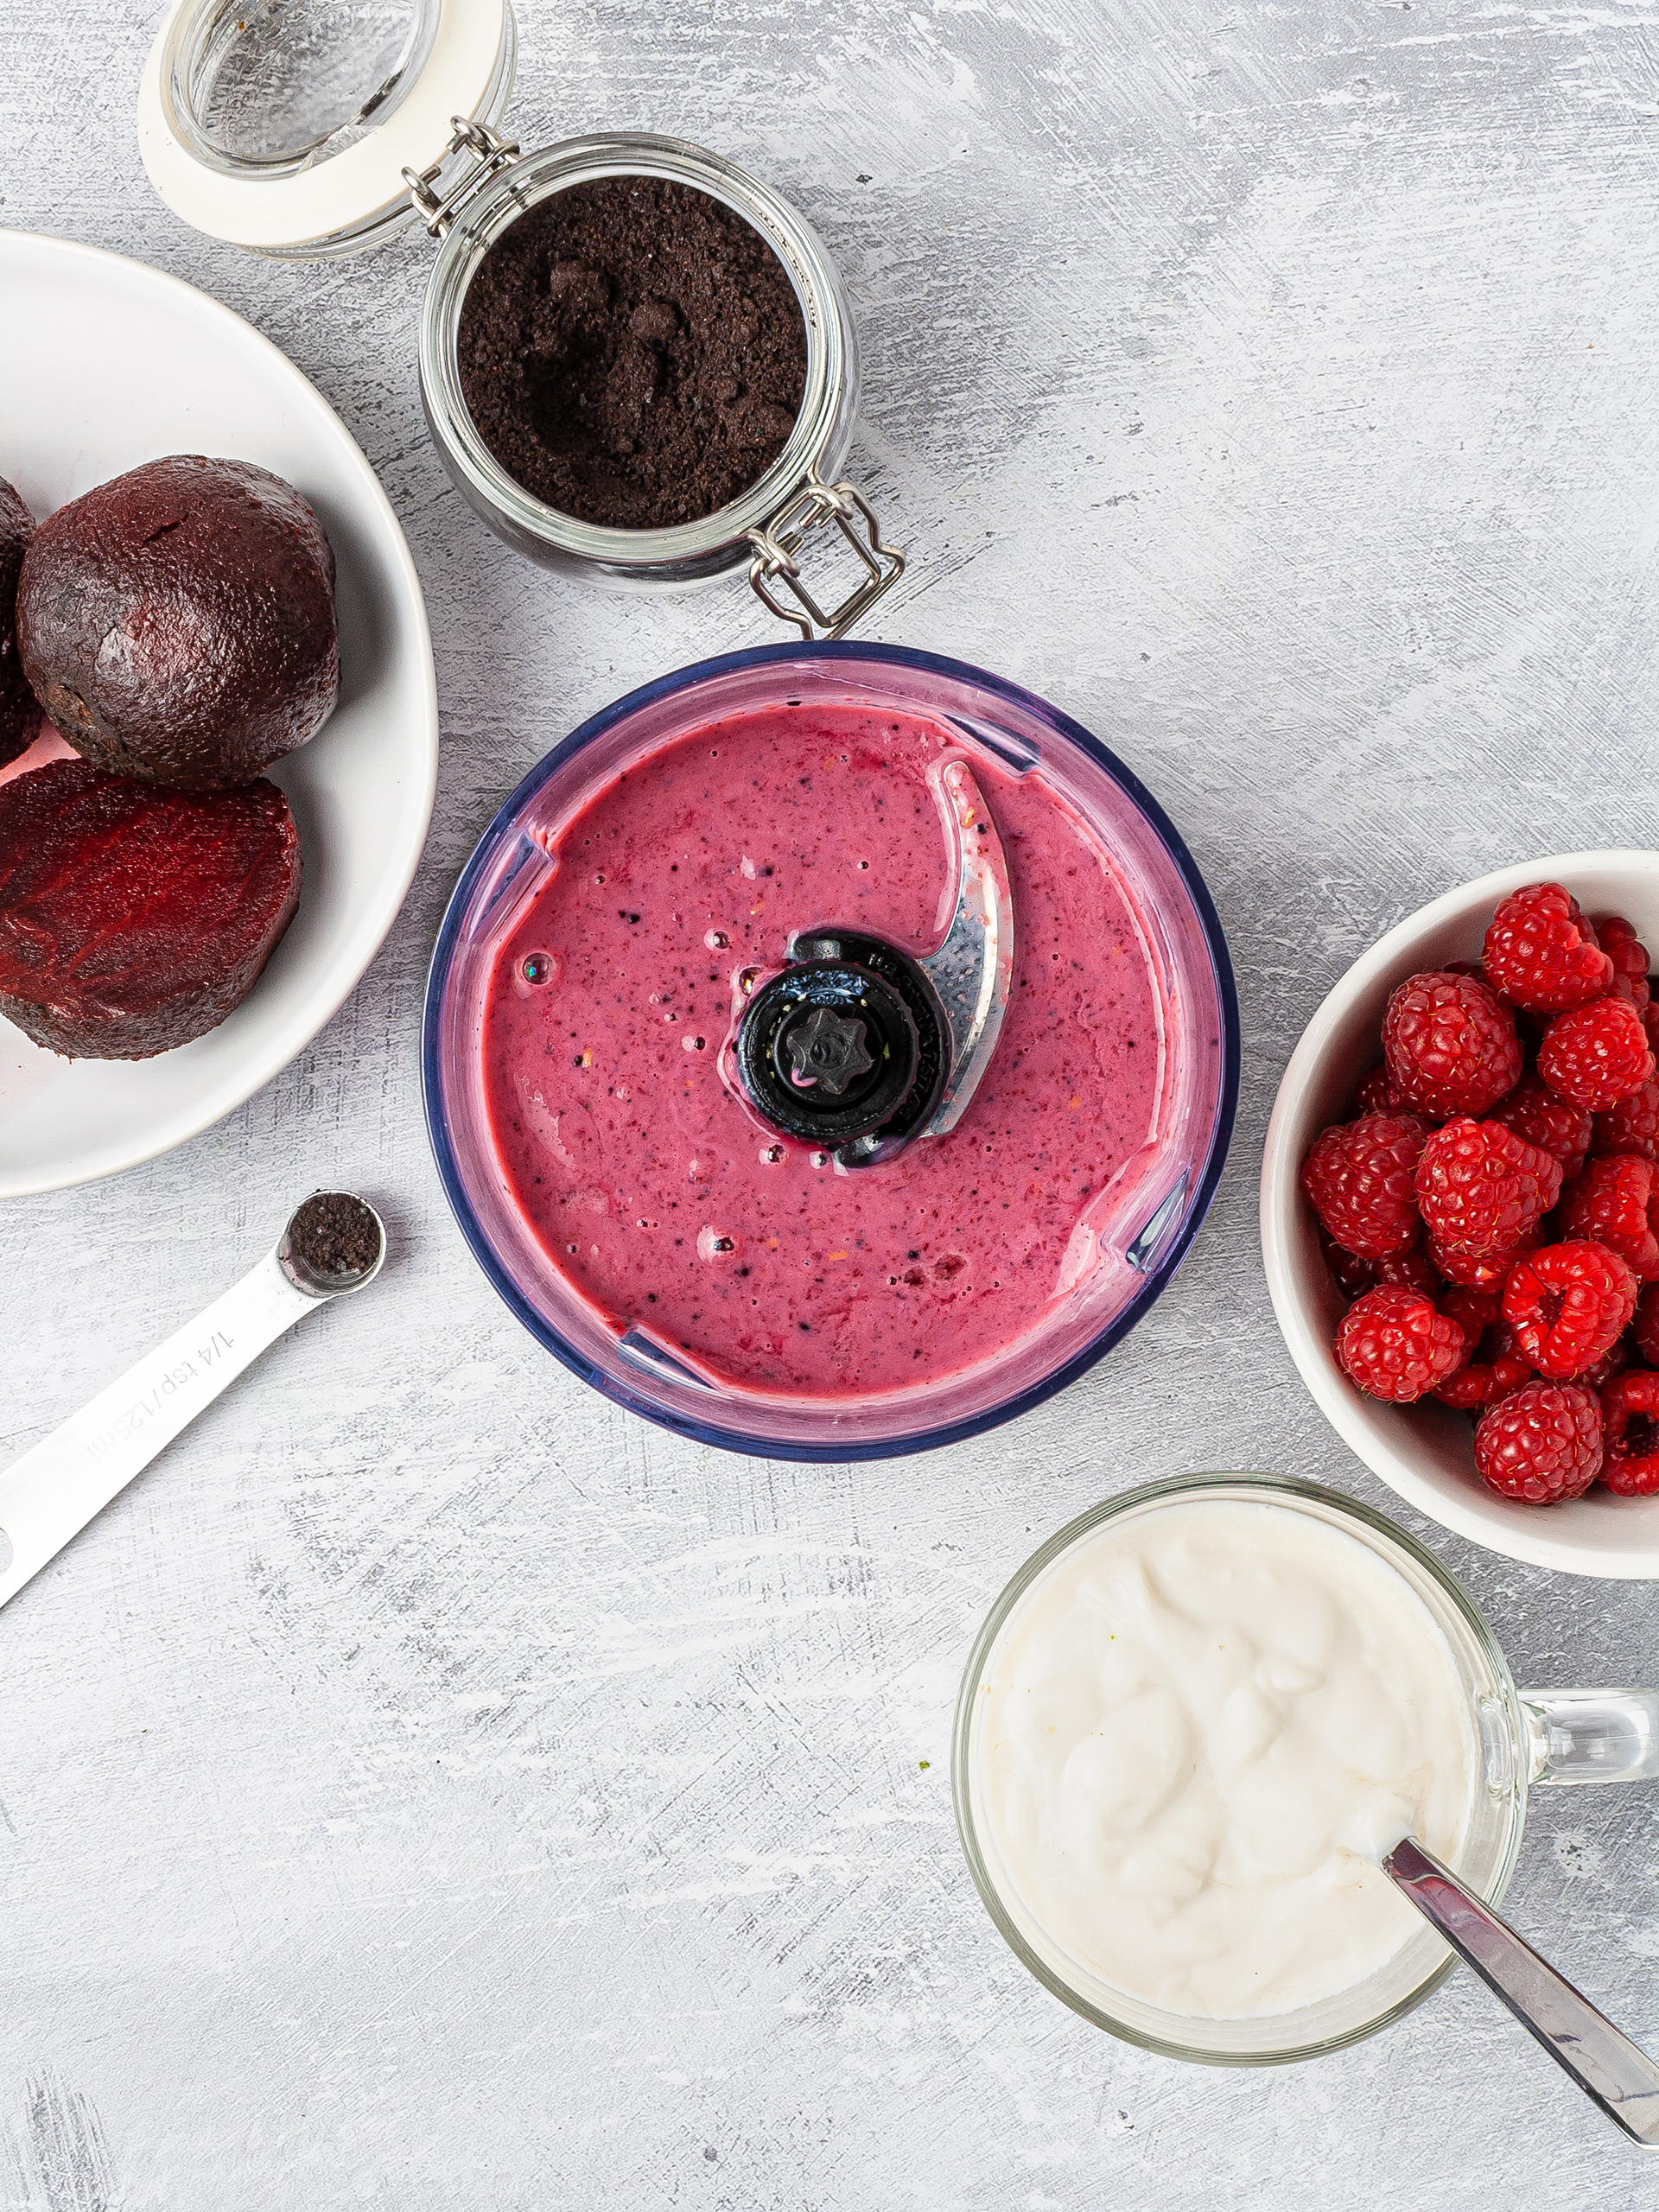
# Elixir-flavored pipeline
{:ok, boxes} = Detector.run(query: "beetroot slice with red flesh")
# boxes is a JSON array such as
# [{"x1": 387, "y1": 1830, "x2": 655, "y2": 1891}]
[{"x1": 0, "y1": 759, "x2": 301, "y2": 1058}]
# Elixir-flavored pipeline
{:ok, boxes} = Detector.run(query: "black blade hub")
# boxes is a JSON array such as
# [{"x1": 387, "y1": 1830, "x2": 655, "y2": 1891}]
[{"x1": 735, "y1": 931, "x2": 947, "y2": 1158}]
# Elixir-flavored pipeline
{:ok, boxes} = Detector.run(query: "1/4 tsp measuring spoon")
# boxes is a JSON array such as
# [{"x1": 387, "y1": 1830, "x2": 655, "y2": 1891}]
[{"x1": 0, "y1": 1192, "x2": 385, "y2": 1610}]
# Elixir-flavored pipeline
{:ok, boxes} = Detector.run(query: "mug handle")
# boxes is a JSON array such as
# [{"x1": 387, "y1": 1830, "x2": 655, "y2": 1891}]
[{"x1": 1520, "y1": 1688, "x2": 1659, "y2": 1784}]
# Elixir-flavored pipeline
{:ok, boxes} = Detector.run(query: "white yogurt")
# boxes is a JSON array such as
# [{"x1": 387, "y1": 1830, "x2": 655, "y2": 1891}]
[{"x1": 975, "y1": 1498, "x2": 1478, "y2": 2020}]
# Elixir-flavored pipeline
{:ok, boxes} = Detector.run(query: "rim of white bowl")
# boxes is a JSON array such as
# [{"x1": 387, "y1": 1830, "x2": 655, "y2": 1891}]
[{"x1": 1262, "y1": 849, "x2": 1659, "y2": 1580}]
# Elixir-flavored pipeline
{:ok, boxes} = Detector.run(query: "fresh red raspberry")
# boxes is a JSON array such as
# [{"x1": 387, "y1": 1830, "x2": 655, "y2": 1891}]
[
  {"x1": 1557, "y1": 1155, "x2": 1659, "y2": 1281},
  {"x1": 1502, "y1": 1239, "x2": 1638, "y2": 1379},
  {"x1": 1483, "y1": 883, "x2": 1612, "y2": 1013},
  {"x1": 1644, "y1": 1003, "x2": 1659, "y2": 1058},
  {"x1": 1372, "y1": 1246, "x2": 1443, "y2": 1295},
  {"x1": 1486, "y1": 1071, "x2": 1592, "y2": 1178},
  {"x1": 1301, "y1": 1113, "x2": 1428, "y2": 1259},
  {"x1": 1474, "y1": 1382, "x2": 1603, "y2": 1503},
  {"x1": 1352, "y1": 1065, "x2": 1414, "y2": 1117},
  {"x1": 1321, "y1": 1231, "x2": 1376, "y2": 1302},
  {"x1": 1599, "y1": 1370, "x2": 1659, "y2": 1496},
  {"x1": 1537, "y1": 996, "x2": 1656, "y2": 1111},
  {"x1": 1596, "y1": 915, "x2": 1651, "y2": 1008},
  {"x1": 1594, "y1": 1077, "x2": 1659, "y2": 1165},
  {"x1": 1428, "y1": 1226, "x2": 1539, "y2": 1291},
  {"x1": 1320, "y1": 1233, "x2": 1442, "y2": 1303},
  {"x1": 1577, "y1": 1336, "x2": 1630, "y2": 1394},
  {"x1": 1337, "y1": 1286, "x2": 1466, "y2": 1402},
  {"x1": 1433, "y1": 1288, "x2": 1534, "y2": 1411},
  {"x1": 1637, "y1": 1283, "x2": 1659, "y2": 1367},
  {"x1": 1382, "y1": 971, "x2": 1522, "y2": 1118},
  {"x1": 1414, "y1": 1117, "x2": 1562, "y2": 1258},
  {"x1": 1441, "y1": 1284, "x2": 1502, "y2": 1338}
]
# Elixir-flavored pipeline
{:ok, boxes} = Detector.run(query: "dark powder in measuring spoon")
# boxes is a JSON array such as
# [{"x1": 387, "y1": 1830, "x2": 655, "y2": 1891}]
[
  {"x1": 288, "y1": 1192, "x2": 382, "y2": 1281},
  {"x1": 455, "y1": 177, "x2": 808, "y2": 530}
]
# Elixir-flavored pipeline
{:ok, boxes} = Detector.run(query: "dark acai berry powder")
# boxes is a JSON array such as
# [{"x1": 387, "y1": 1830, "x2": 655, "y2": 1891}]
[
  {"x1": 455, "y1": 177, "x2": 808, "y2": 531},
  {"x1": 288, "y1": 1192, "x2": 382, "y2": 1281}
]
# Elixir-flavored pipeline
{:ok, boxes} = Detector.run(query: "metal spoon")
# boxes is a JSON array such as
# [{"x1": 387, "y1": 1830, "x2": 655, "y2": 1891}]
[
  {"x1": 1383, "y1": 1833, "x2": 1659, "y2": 2145},
  {"x1": 0, "y1": 1193, "x2": 385, "y2": 1611}
]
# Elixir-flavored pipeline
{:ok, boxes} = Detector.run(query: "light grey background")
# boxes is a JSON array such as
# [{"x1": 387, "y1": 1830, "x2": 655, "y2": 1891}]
[{"x1": 3, "y1": 1, "x2": 1658, "y2": 2205}]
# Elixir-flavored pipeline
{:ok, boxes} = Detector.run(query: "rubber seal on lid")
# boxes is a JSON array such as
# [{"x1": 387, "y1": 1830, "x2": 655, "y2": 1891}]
[{"x1": 137, "y1": 0, "x2": 513, "y2": 257}]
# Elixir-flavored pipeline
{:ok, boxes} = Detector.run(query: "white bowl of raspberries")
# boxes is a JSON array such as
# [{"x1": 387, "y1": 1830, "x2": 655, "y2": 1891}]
[{"x1": 1262, "y1": 852, "x2": 1659, "y2": 1578}]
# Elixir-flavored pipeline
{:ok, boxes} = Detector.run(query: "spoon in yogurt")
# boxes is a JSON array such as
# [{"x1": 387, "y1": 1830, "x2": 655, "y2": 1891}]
[
  {"x1": 1382, "y1": 1832, "x2": 1659, "y2": 2145},
  {"x1": 0, "y1": 1192, "x2": 385, "y2": 1611}
]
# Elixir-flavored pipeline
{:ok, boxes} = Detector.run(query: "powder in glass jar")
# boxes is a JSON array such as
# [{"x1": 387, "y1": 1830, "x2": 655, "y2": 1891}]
[
  {"x1": 455, "y1": 176, "x2": 809, "y2": 531},
  {"x1": 288, "y1": 1192, "x2": 382, "y2": 1281}
]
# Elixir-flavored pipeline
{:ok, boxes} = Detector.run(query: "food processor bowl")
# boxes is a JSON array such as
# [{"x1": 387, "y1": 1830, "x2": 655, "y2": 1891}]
[{"x1": 423, "y1": 643, "x2": 1238, "y2": 1459}]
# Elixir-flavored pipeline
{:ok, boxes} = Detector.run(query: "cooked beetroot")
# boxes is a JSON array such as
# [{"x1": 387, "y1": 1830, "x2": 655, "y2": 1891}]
[
  {"x1": 0, "y1": 476, "x2": 35, "y2": 768},
  {"x1": 0, "y1": 759, "x2": 301, "y2": 1058},
  {"x1": 16, "y1": 455, "x2": 337, "y2": 791}
]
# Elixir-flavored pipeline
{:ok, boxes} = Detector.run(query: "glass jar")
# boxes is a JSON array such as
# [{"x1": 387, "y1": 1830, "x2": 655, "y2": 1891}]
[
  {"x1": 953, "y1": 1472, "x2": 1659, "y2": 2065},
  {"x1": 137, "y1": 0, "x2": 904, "y2": 635}
]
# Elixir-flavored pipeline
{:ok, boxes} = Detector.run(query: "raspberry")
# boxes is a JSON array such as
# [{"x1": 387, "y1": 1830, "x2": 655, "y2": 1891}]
[
  {"x1": 1597, "y1": 915, "x2": 1651, "y2": 1008},
  {"x1": 1557, "y1": 1154, "x2": 1659, "y2": 1281},
  {"x1": 1372, "y1": 1247, "x2": 1443, "y2": 1294},
  {"x1": 1414, "y1": 1117, "x2": 1562, "y2": 1257},
  {"x1": 1382, "y1": 971, "x2": 1522, "y2": 1118},
  {"x1": 1602, "y1": 1370, "x2": 1659, "y2": 1494},
  {"x1": 1502, "y1": 1239, "x2": 1638, "y2": 1379},
  {"x1": 1337, "y1": 1286, "x2": 1466, "y2": 1402},
  {"x1": 1637, "y1": 1283, "x2": 1659, "y2": 1367},
  {"x1": 1428, "y1": 1226, "x2": 1539, "y2": 1291},
  {"x1": 1487, "y1": 1071, "x2": 1593, "y2": 1178},
  {"x1": 1474, "y1": 1382, "x2": 1603, "y2": 1503},
  {"x1": 1352, "y1": 1065, "x2": 1414, "y2": 1117},
  {"x1": 1537, "y1": 996, "x2": 1656, "y2": 1111},
  {"x1": 1433, "y1": 1288, "x2": 1534, "y2": 1411},
  {"x1": 1301, "y1": 1113, "x2": 1428, "y2": 1259},
  {"x1": 1594, "y1": 1077, "x2": 1659, "y2": 1165},
  {"x1": 1484, "y1": 883, "x2": 1612, "y2": 1013},
  {"x1": 1576, "y1": 1337, "x2": 1630, "y2": 1394},
  {"x1": 1320, "y1": 1233, "x2": 1441, "y2": 1303}
]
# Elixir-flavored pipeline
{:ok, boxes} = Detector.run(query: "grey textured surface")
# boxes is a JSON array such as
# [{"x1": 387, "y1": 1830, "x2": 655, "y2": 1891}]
[{"x1": 3, "y1": 2, "x2": 1659, "y2": 2205}]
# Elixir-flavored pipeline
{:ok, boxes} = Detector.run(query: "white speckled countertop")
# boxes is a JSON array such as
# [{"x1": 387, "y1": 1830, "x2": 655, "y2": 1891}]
[{"x1": 3, "y1": 2, "x2": 1658, "y2": 2204}]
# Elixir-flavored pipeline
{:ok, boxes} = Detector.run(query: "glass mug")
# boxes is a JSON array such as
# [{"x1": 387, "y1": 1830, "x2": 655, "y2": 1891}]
[{"x1": 952, "y1": 1472, "x2": 1659, "y2": 2066}]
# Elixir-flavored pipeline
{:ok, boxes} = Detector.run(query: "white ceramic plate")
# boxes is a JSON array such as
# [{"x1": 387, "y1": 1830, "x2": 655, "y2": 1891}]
[
  {"x1": 0, "y1": 231, "x2": 436, "y2": 1196},
  {"x1": 1262, "y1": 851, "x2": 1659, "y2": 1580}
]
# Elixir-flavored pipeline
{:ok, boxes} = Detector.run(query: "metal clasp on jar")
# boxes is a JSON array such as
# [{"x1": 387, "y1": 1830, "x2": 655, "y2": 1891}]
[
  {"x1": 747, "y1": 469, "x2": 906, "y2": 642},
  {"x1": 404, "y1": 114, "x2": 521, "y2": 240}
]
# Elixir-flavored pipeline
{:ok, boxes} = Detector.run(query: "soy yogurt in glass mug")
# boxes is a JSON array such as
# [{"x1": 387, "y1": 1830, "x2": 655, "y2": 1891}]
[{"x1": 953, "y1": 1474, "x2": 1659, "y2": 2064}]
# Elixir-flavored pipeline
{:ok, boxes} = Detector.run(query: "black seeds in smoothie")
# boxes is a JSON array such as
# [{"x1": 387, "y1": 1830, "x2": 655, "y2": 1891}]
[{"x1": 456, "y1": 177, "x2": 808, "y2": 529}]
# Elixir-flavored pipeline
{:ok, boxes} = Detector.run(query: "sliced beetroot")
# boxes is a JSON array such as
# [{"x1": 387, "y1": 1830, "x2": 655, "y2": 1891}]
[
  {"x1": 0, "y1": 759, "x2": 301, "y2": 1058},
  {"x1": 0, "y1": 476, "x2": 35, "y2": 768},
  {"x1": 16, "y1": 455, "x2": 337, "y2": 791}
]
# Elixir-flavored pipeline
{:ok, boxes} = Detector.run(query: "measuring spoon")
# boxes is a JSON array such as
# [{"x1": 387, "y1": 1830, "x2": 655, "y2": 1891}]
[{"x1": 0, "y1": 1193, "x2": 385, "y2": 1611}]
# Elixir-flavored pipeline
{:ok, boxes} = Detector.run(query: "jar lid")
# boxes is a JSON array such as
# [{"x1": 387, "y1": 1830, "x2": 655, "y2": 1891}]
[{"x1": 137, "y1": 0, "x2": 515, "y2": 258}]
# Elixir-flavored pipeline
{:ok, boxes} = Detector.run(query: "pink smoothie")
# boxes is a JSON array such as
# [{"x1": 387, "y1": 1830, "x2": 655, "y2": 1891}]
[{"x1": 480, "y1": 702, "x2": 1171, "y2": 1396}]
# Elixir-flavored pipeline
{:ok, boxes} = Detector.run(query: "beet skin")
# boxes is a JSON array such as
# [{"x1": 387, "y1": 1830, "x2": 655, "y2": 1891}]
[
  {"x1": 0, "y1": 758, "x2": 301, "y2": 1058},
  {"x1": 16, "y1": 455, "x2": 338, "y2": 792},
  {"x1": 0, "y1": 475, "x2": 34, "y2": 768}
]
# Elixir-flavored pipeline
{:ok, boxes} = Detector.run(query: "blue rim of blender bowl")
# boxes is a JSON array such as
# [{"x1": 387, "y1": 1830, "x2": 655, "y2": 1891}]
[{"x1": 423, "y1": 641, "x2": 1241, "y2": 1461}]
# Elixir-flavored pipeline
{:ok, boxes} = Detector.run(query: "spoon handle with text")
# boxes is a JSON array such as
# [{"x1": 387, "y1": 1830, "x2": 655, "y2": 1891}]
[{"x1": 0, "y1": 1249, "x2": 315, "y2": 1610}]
